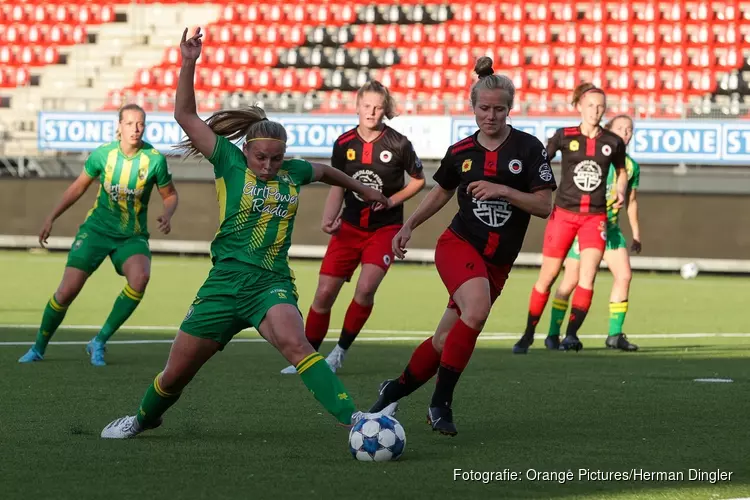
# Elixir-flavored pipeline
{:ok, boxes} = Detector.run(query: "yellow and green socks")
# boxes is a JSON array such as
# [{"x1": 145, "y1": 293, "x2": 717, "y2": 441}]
[
  {"x1": 548, "y1": 298, "x2": 569, "y2": 336},
  {"x1": 136, "y1": 372, "x2": 181, "y2": 428},
  {"x1": 33, "y1": 295, "x2": 69, "y2": 354},
  {"x1": 609, "y1": 301, "x2": 629, "y2": 336},
  {"x1": 296, "y1": 352, "x2": 357, "y2": 425},
  {"x1": 95, "y1": 284, "x2": 143, "y2": 344}
]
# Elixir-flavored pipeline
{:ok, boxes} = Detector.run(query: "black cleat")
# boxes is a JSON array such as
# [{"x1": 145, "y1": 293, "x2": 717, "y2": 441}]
[
  {"x1": 512, "y1": 332, "x2": 534, "y2": 354},
  {"x1": 368, "y1": 379, "x2": 397, "y2": 413},
  {"x1": 559, "y1": 334, "x2": 583, "y2": 351},
  {"x1": 427, "y1": 406, "x2": 458, "y2": 436},
  {"x1": 606, "y1": 333, "x2": 639, "y2": 351},
  {"x1": 544, "y1": 335, "x2": 560, "y2": 350}
]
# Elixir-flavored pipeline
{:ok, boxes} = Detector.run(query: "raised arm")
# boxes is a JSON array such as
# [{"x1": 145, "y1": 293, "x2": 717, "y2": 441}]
[{"x1": 173, "y1": 27, "x2": 216, "y2": 159}]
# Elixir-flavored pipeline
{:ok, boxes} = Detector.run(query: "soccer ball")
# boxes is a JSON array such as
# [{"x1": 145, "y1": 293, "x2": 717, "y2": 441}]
[
  {"x1": 680, "y1": 262, "x2": 699, "y2": 280},
  {"x1": 349, "y1": 414, "x2": 406, "y2": 462}
]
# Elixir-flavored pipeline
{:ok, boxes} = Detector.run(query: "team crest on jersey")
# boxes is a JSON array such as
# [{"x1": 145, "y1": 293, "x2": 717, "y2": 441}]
[
  {"x1": 151, "y1": 149, "x2": 159, "y2": 155},
  {"x1": 569, "y1": 140, "x2": 580, "y2": 152},
  {"x1": 602, "y1": 145, "x2": 612, "y2": 156},
  {"x1": 472, "y1": 199, "x2": 512, "y2": 228},
  {"x1": 573, "y1": 160, "x2": 603, "y2": 192},
  {"x1": 539, "y1": 163, "x2": 553, "y2": 182},
  {"x1": 461, "y1": 159, "x2": 472, "y2": 172},
  {"x1": 347, "y1": 148, "x2": 356, "y2": 161},
  {"x1": 105, "y1": 163, "x2": 114, "y2": 174},
  {"x1": 379, "y1": 150, "x2": 393, "y2": 163},
  {"x1": 508, "y1": 159, "x2": 523, "y2": 174},
  {"x1": 352, "y1": 170, "x2": 384, "y2": 201},
  {"x1": 138, "y1": 168, "x2": 148, "y2": 181}
]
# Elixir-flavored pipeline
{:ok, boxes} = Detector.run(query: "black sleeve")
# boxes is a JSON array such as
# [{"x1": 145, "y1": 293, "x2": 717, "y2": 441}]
[
  {"x1": 611, "y1": 136, "x2": 627, "y2": 172},
  {"x1": 331, "y1": 139, "x2": 347, "y2": 172},
  {"x1": 526, "y1": 137, "x2": 557, "y2": 193},
  {"x1": 400, "y1": 138, "x2": 423, "y2": 178},
  {"x1": 432, "y1": 147, "x2": 460, "y2": 191},
  {"x1": 546, "y1": 128, "x2": 563, "y2": 160}
]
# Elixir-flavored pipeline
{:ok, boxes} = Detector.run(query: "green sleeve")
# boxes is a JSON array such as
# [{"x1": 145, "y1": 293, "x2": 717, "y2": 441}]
[
  {"x1": 628, "y1": 156, "x2": 640, "y2": 190},
  {"x1": 207, "y1": 135, "x2": 244, "y2": 179},
  {"x1": 83, "y1": 148, "x2": 104, "y2": 178},
  {"x1": 286, "y1": 159, "x2": 315, "y2": 186},
  {"x1": 154, "y1": 155, "x2": 173, "y2": 187}
]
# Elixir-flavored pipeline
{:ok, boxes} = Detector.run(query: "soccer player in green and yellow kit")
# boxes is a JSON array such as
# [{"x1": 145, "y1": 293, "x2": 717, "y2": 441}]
[
  {"x1": 100, "y1": 27, "x2": 396, "y2": 439},
  {"x1": 18, "y1": 104, "x2": 179, "y2": 366},
  {"x1": 546, "y1": 114, "x2": 641, "y2": 351}
]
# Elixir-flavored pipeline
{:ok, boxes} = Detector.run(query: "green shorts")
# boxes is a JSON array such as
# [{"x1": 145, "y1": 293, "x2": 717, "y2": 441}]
[
  {"x1": 180, "y1": 264, "x2": 300, "y2": 348},
  {"x1": 567, "y1": 224, "x2": 628, "y2": 260},
  {"x1": 66, "y1": 223, "x2": 151, "y2": 276}
]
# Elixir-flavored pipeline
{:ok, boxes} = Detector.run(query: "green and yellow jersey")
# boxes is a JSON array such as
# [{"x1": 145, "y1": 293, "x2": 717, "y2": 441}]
[
  {"x1": 83, "y1": 141, "x2": 172, "y2": 238},
  {"x1": 606, "y1": 154, "x2": 640, "y2": 226},
  {"x1": 208, "y1": 136, "x2": 315, "y2": 278}
]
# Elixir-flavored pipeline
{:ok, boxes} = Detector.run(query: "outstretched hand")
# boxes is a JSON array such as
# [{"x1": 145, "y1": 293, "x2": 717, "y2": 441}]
[{"x1": 180, "y1": 27, "x2": 203, "y2": 61}]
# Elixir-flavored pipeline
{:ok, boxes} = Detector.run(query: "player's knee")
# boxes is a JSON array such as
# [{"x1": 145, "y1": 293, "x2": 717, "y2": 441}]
[
  {"x1": 128, "y1": 270, "x2": 150, "y2": 292},
  {"x1": 353, "y1": 286, "x2": 376, "y2": 307},
  {"x1": 313, "y1": 284, "x2": 339, "y2": 311},
  {"x1": 614, "y1": 268, "x2": 632, "y2": 287},
  {"x1": 460, "y1": 302, "x2": 490, "y2": 331},
  {"x1": 432, "y1": 332, "x2": 447, "y2": 352}
]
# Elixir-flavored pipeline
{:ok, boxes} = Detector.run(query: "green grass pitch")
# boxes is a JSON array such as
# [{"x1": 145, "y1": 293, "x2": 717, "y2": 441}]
[{"x1": 1, "y1": 250, "x2": 749, "y2": 500}]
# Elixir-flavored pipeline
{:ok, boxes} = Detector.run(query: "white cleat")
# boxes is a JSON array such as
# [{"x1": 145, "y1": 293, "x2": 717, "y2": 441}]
[
  {"x1": 325, "y1": 345, "x2": 347, "y2": 373},
  {"x1": 100, "y1": 416, "x2": 142, "y2": 439},
  {"x1": 280, "y1": 364, "x2": 297, "y2": 375},
  {"x1": 350, "y1": 402, "x2": 399, "y2": 426}
]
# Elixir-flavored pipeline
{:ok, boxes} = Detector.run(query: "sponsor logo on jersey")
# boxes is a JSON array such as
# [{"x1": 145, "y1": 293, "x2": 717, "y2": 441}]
[
  {"x1": 569, "y1": 140, "x2": 580, "y2": 152},
  {"x1": 352, "y1": 170, "x2": 384, "y2": 201},
  {"x1": 105, "y1": 183, "x2": 145, "y2": 202},
  {"x1": 461, "y1": 159, "x2": 472, "y2": 172},
  {"x1": 347, "y1": 148, "x2": 356, "y2": 161},
  {"x1": 572, "y1": 160, "x2": 602, "y2": 192},
  {"x1": 508, "y1": 159, "x2": 523, "y2": 174},
  {"x1": 243, "y1": 182, "x2": 299, "y2": 218},
  {"x1": 472, "y1": 198, "x2": 512, "y2": 228},
  {"x1": 602, "y1": 144, "x2": 612, "y2": 156},
  {"x1": 539, "y1": 163, "x2": 553, "y2": 182},
  {"x1": 379, "y1": 150, "x2": 392, "y2": 163}
]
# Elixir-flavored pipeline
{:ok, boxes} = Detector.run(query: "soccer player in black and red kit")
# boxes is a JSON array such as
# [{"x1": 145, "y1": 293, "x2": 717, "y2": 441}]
[
  {"x1": 513, "y1": 82, "x2": 629, "y2": 353},
  {"x1": 368, "y1": 57, "x2": 557, "y2": 435},
  {"x1": 280, "y1": 81, "x2": 425, "y2": 374}
]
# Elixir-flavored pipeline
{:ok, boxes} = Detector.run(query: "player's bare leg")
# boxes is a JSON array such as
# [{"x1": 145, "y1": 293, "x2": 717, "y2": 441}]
[
  {"x1": 326, "y1": 264, "x2": 386, "y2": 372},
  {"x1": 101, "y1": 331, "x2": 220, "y2": 438},
  {"x1": 514, "y1": 256, "x2": 563, "y2": 353},
  {"x1": 603, "y1": 248, "x2": 638, "y2": 351},
  {"x1": 280, "y1": 274, "x2": 345, "y2": 374},
  {"x1": 561, "y1": 248, "x2": 602, "y2": 351},
  {"x1": 19, "y1": 267, "x2": 90, "y2": 363}
]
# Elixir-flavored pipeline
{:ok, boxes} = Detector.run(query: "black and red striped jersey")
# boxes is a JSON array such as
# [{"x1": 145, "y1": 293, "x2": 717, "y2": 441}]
[
  {"x1": 433, "y1": 128, "x2": 557, "y2": 266},
  {"x1": 547, "y1": 125, "x2": 626, "y2": 214},
  {"x1": 332, "y1": 126, "x2": 423, "y2": 230}
]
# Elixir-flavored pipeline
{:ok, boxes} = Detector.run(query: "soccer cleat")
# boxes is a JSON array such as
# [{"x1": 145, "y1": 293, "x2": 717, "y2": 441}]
[
  {"x1": 279, "y1": 364, "x2": 297, "y2": 375},
  {"x1": 559, "y1": 335, "x2": 583, "y2": 352},
  {"x1": 86, "y1": 339, "x2": 107, "y2": 367},
  {"x1": 350, "y1": 402, "x2": 399, "y2": 427},
  {"x1": 512, "y1": 332, "x2": 534, "y2": 354},
  {"x1": 18, "y1": 347, "x2": 44, "y2": 363},
  {"x1": 368, "y1": 379, "x2": 398, "y2": 413},
  {"x1": 100, "y1": 415, "x2": 162, "y2": 439},
  {"x1": 325, "y1": 345, "x2": 346, "y2": 373},
  {"x1": 427, "y1": 406, "x2": 458, "y2": 436},
  {"x1": 606, "y1": 333, "x2": 639, "y2": 352},
  {"x1": 544, "y1": 335, "x2": 560, "y2": 350}
]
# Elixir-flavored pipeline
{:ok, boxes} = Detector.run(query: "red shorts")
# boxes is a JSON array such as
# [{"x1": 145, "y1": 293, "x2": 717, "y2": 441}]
[
  {"x1": 434, "y1": 229, "x2": 512, "y2": 309},
  {"x1": 542, "y1": 207, "x2": 607, "y2": 258},
  {"x1": 319, "y1": 221, "x2": 401, "y2": 281}
]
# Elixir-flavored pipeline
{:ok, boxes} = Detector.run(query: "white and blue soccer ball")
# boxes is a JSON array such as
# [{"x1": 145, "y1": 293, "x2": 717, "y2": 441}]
[{"x1": 349, "y1": 414, "x2": 406, "y2": 462}]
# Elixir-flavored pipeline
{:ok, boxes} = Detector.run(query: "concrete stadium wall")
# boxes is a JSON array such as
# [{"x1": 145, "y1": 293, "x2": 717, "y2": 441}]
[{"x1": 2, "y1": 179, "x2": 749, "y2": 259}]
